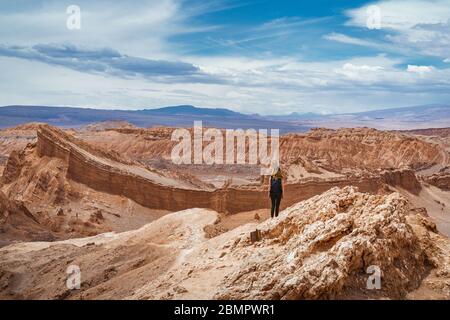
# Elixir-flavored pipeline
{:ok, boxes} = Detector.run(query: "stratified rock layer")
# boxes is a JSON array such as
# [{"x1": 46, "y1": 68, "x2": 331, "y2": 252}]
[{"x1": 32, "y1": 125, "x2": 424, "y2": 213}]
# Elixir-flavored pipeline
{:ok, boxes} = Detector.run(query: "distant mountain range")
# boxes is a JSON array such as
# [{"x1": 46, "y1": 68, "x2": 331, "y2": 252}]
[
  {"x1": 0, "y1": 104, "x2": 449, "y2": 132},
  {"x1": 333, "y1": 104, "x2": 450, "y2": 122},
  {"x1": 140, "y1": 105, "x2": 243, "y2": 117},
  {"x1": 267, "y1": 104, "x2": 450, "y2": 121},
  {"x1": 0, "y1": 105, "x2": 308, "y2": 133},
  {"x1": 317, "y1": 104, "x2": 450, "y2": 130},
  {"x1": 265, "y1": 104, "x2": 450, "y2": 130}
]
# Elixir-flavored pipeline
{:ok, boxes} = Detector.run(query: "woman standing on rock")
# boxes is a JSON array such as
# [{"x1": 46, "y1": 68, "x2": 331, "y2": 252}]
[{"x1": 269, "y1": 165, "x2": 284, "y2": 218}]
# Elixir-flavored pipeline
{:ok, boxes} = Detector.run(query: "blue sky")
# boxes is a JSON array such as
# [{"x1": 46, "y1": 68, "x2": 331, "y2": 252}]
[{"x1": 0, "y1": 0, "x2": 449, "y2": 114}]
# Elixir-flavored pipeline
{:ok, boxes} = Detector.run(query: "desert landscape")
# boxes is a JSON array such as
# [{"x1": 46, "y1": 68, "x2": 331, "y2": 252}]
[
  {"x1": 0, "y1": 117, "x2": 449, "y2": 300},
  {"x1": 2, "y1": 0, "x2": 450, "y2": 309}
]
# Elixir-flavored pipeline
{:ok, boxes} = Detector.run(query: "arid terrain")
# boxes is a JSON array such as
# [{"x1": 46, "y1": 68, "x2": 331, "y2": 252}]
[{"x1": 0, "y1": 121, "x2": 449, "y2": 299}]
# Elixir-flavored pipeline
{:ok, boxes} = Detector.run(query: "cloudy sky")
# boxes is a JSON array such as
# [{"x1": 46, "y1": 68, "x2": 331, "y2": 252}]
[{"x1": 1, "y1": 0, "x2": 450, "y2": 114}]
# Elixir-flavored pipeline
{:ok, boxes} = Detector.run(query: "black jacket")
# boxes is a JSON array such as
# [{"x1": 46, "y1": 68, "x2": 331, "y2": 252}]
[{"x1": 270, "y1": 176, "x2": 283, "y2": 195}]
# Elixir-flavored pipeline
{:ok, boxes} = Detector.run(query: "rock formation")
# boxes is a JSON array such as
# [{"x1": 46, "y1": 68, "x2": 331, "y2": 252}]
[
  {"x1": 0, "y1": 190, "x2": 55, "y2": 244},
  {"x1": 2, "y1": 123, "x2": 448, "y2": 243},
  {"x1": 75, "y1": 126, "x2": 448, "y2": 172},
  {"x1": 0, "y1": 187, "x2": 448, "y2": 300},
  {"x1": 280, "y1": 128, "x2": 448, "y2": 172},
  {"x1": 0, "y1": 120, "x2": 449, "y2": 301},
  {"x1": 212, "y1": 187, "x2": 439, "y2": 299},
  {"x1": 424, "y1": 167, "x2": 450, "y2": 190},
  {"x1": 29, "y1": 125, "x2": 430, "y2": 213}
]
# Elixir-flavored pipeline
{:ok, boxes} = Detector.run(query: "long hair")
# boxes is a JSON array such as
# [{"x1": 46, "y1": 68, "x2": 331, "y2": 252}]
[{"x1": 272, "y1": 167, "x2": 283, "y2": 179}]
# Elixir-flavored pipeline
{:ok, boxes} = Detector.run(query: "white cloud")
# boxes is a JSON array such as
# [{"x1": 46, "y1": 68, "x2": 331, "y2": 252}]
[
  {"x1": 3, "y1": 46, "x2": 450, "y2": 115},
  {"x1": 1, "y1": 1, "x2": 450, "y2": 115},
  {"x1": 0, "y1": 43, "x2": 224, "y2": 84},
  {"x1": 0, "y1": 0, "x2": 220, "y2": 59},
  {"x1": 346, "y1": 0, "x2": 450, "y2": 30},
  {"x1": 406, "y1": 65, "x2": 433, "y2": 73},
  {"x1": 324, "y1": 33, "x2": 375, "y2": 47},
  {"x1": 335, "y1": 63, "x2": 384, "y2": 80},
  {"x1": 345, "y1": 0, "x2": 450, "y2": 59},
  {"x1": 323, "y1": 32, "x2": 416, "y2": 56}
]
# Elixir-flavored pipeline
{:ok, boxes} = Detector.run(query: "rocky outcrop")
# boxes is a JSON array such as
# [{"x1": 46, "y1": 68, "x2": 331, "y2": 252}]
[
  {"x1": 0, "y1": 150, "x2": 25, "y2": 186},
  {"x1": 0, "y1": 191, "x2": 54, "y2": 244},
  {"x1": 1, "y1": 187, "x2": 448, "y2": 299},
  {"x1": 424, "y1": 167, "x2": 450, "y2": 190},
  {"x1": 426, "y1": 174, "x2": 450, "y2": 190},
  {"x1": 127, "y1": 187, "x2": 447, "y2": 300},
  {"x1": 213, "y1": 187, "x2": 434, "y2": 299},
  {"x1": 380, "y1": 169, "x2": 422, "y2": 194}
]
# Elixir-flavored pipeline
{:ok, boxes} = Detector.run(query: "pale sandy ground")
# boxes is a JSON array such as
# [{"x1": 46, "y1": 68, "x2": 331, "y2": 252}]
[
  {"x1": 286, "y1": 164, "x2": 344, "y2": 182},
  {"x1": 194, "y1": 162, "x2": 345, "y2": 188},
  {"x1": 0, "y1": 208, "x2": 220, "y2": 299},
  {"x1": 399, "y1": 185, "x2": 450, "y2": 236},
  {"x1": 67, "y1": 181, "x2": 171, "y2": 233},
  {"x1": 0, "y1": 202, "x2": 284, "y2": 299}
]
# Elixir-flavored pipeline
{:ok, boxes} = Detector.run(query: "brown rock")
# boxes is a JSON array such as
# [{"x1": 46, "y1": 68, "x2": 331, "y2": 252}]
[{"x1": 0, "y1": 188, "x2": 449, "y2": 300}]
